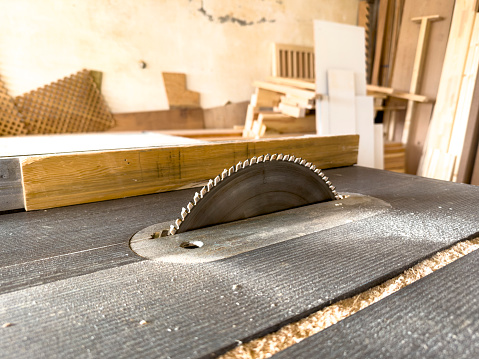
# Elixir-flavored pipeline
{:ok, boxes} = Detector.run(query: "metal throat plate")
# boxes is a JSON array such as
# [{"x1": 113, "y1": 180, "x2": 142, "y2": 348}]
[{"x1": 130, "y1": 193, "x2": 391, "y2": 263}]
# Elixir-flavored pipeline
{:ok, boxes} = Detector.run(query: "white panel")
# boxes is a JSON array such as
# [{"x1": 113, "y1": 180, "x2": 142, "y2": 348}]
[
  {"x1": 315, "y1": 97, "x2": 330, "y2": 135},
  {"x1": 355, "y1": 96, "x2": 375, "y2": 168},
  {"x1": 314, "y1": 20, "x2": 367, "y2": 96},
  {"x1": 328, "y1": 69, "x2": 356, "y2": 135}
]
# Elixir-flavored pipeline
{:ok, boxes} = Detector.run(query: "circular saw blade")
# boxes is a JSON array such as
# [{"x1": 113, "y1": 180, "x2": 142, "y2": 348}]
[{"x1": 169, "y1": 154, "x2": 339, "y2": 235}]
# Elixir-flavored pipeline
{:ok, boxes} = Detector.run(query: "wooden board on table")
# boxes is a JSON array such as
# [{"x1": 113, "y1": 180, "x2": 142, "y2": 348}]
[
  {"x1": 278, "y1": 103, "x2": 306, "y2": 118},
  {"x1": 314, "y1": 20, "x2": 367, "y2": 96},
  {"x1": 267, "y1": 77, "x2": 315, "y2": 90},
  {"x1": 162, "y1": 72, "x2": 200, "y2": 108},
  {"x1": 111, "y1": 108, "x2": 204, "y2": 131},
  {"x1": 371, "y1": 0, "x2": 390, "y2": 85},
  {"x1": 20, "y1": 135, "x2": 359, "y2": 211},
  {"x1": 253, "y1": 81, "x2": 317, "y2": 100},
  {"x1": 418, "y1": 0, "x2": 477, "y2": 178},
  {"x1": 327, "y1": 70, "x2": 356, "y2": 135}
]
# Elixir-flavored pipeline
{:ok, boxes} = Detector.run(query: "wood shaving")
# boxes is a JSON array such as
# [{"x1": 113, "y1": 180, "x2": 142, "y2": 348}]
[{"x1": 219, "y1": 237, "x2": 479, "y2": 359}]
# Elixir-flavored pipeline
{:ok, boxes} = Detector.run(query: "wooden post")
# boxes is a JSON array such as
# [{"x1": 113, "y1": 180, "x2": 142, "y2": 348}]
[{"x1": 401, "y1": 15, "x2": 442, "y2": 145}]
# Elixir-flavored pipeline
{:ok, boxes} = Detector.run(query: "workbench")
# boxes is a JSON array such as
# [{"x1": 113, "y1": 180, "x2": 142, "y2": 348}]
[{"x1": 1, "y1": 166, "x2": 478, "y2": 358}]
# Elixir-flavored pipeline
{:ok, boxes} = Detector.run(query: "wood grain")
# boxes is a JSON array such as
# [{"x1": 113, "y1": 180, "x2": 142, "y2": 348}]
[{"x1": 20, "y1": 135, "x2": 359, "y2": 210}]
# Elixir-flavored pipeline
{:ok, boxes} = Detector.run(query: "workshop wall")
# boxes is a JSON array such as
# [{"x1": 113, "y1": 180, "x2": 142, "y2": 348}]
[{"x1": 0, "y1": 0, "x2": 357, "y2": 113}]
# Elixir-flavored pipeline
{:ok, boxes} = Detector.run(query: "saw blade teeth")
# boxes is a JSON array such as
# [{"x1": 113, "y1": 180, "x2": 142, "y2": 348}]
[
  {"x1": 323, "y1": 176, "x2": 329, "y2": 181},
  {"x1": 294, "y1": 157, "x2": 301, "y2": 164},
  {"x1": 187, "y1": 202, "x2": 194, "y2": 212},
  {"x1": 200, "y1": 186, "x2": 207, "y2": 198},
  {"x1": 228, "y1": 166, "x2": 235, "y2": 176},
  {"x1": 282, "y1": 154, "x2": 289, "y2": 161},
  {"x1": 169, "y1": 225, "x2": 177, "y2": 236},
  {"x1": 193, "y1": 192, "x2": 200, "y2": 205},
  {"x1": 221, "y1": 169, "x2": 228, "y2": 180},
  {"x1": 175, "y1": 218, "x2": 182, "y2": 229},
  {"x1": 236, "y1": 161, "x2": 242, "y2": 171},
  {"x1": 250, "y1": 156, "x2": 257, "y2": 165},
  {"x1": 181, "y1": 207, "x2": 188, "y2": 220},
  {"x1": 214, "y1": 175, "x2": 221, "y2": 186},
  {"x1": 277, "y1": 154, "x2": 283, "y2": 160},
  {"x1": 271, "y1": 154, "x2": 278, "y2": 160},
  {"x1": 264, "y1": 154, "x2": 271, "y2": 161},
  {"x1": 243, "y1": 159, "x2": 250, "y2": 168},
  {"x1": 329, "y1": 185, "x2": 336, "y2": 191},
  {"x1": 257, "y1": 155, "x2": 264, "y2": 163},
  {"x1": 310, "y1": 165, "x2": 317, "y2": 171},
  {"x1": 301, "y1": 160, "x2": 308, "y2": 166},
  {"x1": 325, "y1": 180, "x2": 332, "y2": 186},
  {"x1": 288, "y1": 155, "x2": 295, "y2": 162},
  {"x1": 207, "y1": 179, "x2": 214, "y2": 191}
]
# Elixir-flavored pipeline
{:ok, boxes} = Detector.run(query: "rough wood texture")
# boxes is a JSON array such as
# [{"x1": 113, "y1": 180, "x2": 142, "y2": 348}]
[
  {"x1": 0, "y1": 76, "x2": 26, "y2": 136},
  {"x1": 111, "y1": 108, "x2": 204, "y2": 131},
  {"x1": 14, "y1": 69, "x2": 115, "y2": 134},
  {"x1": 162, "y1": 72, "x2": 200, "y2": 108},
  {"x1": 20, "y1": 135, "x2": 359, "y2": 210}
]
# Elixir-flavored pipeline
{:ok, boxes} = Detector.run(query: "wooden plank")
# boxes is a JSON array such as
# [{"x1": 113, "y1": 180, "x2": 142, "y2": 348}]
[
  {"x1": 314, "y1": 21, "x2": 367, "y2": 96},
  {"x1": 0, "y1": 158, "x2": 24, "y2": 211},
  {"x1": 20, "y1": 135, "x2": 359, "y2": 211},
  {"x1": 259, "y1": 113, "x2": 316, "y2": 134},
  {"x1": 252, "y1": 88, "x2": 283, "y2": 108},
  {"x1": 366, "y1": 85, "x2": 432, "y2": 102},
  {"x1": 327, "y1": 70, "x2": 356, "y2": 135},
  {"x1": 278, "y1": 103, "x2": 306, "y2": 118},
  {"x1": 267, "y1": 77, "x2": 315, "y2": 90},
  {"x1": 450, "y1": 13, "x2": 479, "y2": 182},
  {"x1": 162, "y1": 72, "x2": 200, "y2": 108},
  {"x1": 418, "y1": 0, "x2": 478, "y2": 178},
  {"x1": 280, "y1": 95, "x2": 314, "y2": 109},
  {"x1": 111, "y1": 108, "x2": 204, "y2": 131},
  {"x1": 253, "y1": 81, "x2": 318, "y2": 100},
  {"x1": 374, "y1": 123, "x2": 385, "y2": 170}
]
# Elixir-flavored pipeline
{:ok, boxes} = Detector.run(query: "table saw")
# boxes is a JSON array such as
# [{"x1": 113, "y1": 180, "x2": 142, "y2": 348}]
[{"x1": 1, "y1": 139, "x2": 479, "y2": 358}]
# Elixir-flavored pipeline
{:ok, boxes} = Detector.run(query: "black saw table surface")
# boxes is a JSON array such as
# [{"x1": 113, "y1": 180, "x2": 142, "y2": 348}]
[{"x1": 1, "y1": 166, "x2": 478, "y2": 358}]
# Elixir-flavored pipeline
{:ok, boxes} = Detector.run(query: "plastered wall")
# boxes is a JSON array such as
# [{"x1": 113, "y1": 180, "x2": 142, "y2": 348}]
[{"x1": 0, "y1": 0, "x2": 358, "y2": 113}]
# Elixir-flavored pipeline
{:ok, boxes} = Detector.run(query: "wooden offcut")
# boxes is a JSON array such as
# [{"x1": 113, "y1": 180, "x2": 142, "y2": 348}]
[
  {"x1": 20, "y1": 135, "x2": 359, "y2": 210},
  {"x1": 258, "y1": 114, "x2": 315, "y2": 134},
  {"x1": 162, "y1": 72, "x2": 200, "y2": 108},
  {"x1": 14, "y1": 69, "x2": 115, "y2": 134}
]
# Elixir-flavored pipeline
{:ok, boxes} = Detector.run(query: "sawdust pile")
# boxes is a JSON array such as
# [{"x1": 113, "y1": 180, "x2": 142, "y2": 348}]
[{"x1": 219, "y1": 237, "x2": 479, "y2": 359}]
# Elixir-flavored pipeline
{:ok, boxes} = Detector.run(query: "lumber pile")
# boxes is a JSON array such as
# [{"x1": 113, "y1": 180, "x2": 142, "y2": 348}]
[
  {"x1": 242, "y1": 77, "x2": 317, "y2": 138},
  {"x1": 357, "y1": 0, "x2": 479, "y2": 184}
]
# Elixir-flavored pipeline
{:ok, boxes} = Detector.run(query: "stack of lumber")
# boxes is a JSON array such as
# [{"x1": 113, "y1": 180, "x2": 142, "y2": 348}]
[
  {"x1": 242, "y1": 77, "x2": 317, "y2": 138},
  {"x1": 417, "y1": 0, "x2": 479, "y2": 183}
]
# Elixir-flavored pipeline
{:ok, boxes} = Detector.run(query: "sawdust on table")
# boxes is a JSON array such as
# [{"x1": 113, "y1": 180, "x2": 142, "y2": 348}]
[{"x1": 219, "y1": 237, "x2": 479, "y2": 359}]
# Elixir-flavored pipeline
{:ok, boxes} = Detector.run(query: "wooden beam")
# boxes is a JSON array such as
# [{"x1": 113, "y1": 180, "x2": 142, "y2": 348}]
[
  {"x1": 20, "y1": 135, "x2": 359, "y2": 211},
  {"x1": 366, "y1": 84, "x2": 432, "y2": 102},
  {"x1": 267, "y1": 77, "x2": 315, "y2": 90},
  {"x1": 259, "y1": 114, "x2": 316, "y2": 134}
]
